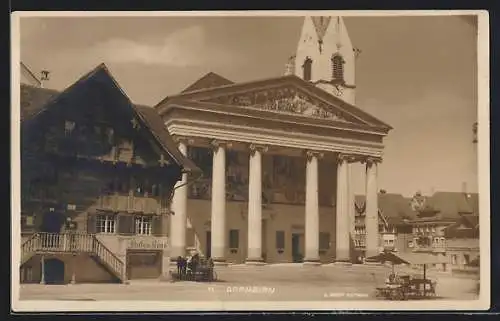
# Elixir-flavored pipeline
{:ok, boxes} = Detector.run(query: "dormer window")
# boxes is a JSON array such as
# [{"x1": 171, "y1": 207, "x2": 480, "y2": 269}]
[
  {"x1": 302, "y1": 57, "x2": 312, "y2": 81},
  {"x1": 331, "y1": 54, "x2": 344, "y2": 82}
]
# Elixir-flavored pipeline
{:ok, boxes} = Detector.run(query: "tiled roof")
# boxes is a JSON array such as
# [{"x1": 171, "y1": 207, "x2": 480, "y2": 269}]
[
  {"x1": 20, "y1": 84, "x2": 58, "y2": 121},
  {"x1": 426, "y1": 191, "x2": 477, "y2": 218},
  {"x1": 181, "y1": 72, "x2": 234, "y2": 93},
  {"x1": 354, "y1": 191, "x2": 479, "y2": 226},
  {"x1": 20, "y1": 63, "x2": 201, "y2": 175},
  {"x1": 354, "y1": 193, "x2": 416, "y2": 225}
]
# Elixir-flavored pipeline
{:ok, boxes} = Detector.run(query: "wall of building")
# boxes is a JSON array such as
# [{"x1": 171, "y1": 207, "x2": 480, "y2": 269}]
[
  {"x1": 21, "y1": 253, "x2": 115, "y2": 284},
  {"x1": 446, "y1": 238, "x2": 480, "y2": 270},
  {"x1": 186, "y1": 198, "x2": 337, "y2": 263}
]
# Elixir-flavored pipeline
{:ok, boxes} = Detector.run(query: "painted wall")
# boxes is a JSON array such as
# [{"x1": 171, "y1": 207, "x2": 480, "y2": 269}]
[{"x1": 185, "y1": 198, "x2": 337, "y2": 263}]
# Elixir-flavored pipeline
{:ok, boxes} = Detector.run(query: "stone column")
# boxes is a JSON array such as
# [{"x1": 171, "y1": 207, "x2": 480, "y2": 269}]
[
  {"x1": 304, "y1": 150, "x2": 323, "y2": 264},
  {"x1": 246, "y1": 144, "x2": 268, "y2": 264},
  {"x1": 170, "y1": 139, "x2": 189, "y2": 260},
  {"x1": 211, "y1": 140, "x2": 230, "y2": 263},
  {"x1": 335, "y1": 154, "x2": 351, "y2": 263},
  {"x1": 365, "y1": 157, "x2": 380, "y2": 258},
  {"x1": 347, "y1": 159, "x2": 356, "y2": 242}
]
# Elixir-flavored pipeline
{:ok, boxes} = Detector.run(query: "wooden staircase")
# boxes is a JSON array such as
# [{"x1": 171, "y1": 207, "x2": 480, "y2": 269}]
[{"x1": 21, "y1": 232, "x2": 125, "y2": 283}]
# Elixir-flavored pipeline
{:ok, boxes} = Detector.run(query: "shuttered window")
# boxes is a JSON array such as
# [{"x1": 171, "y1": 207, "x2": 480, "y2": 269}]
[
  {"x1": 229, "y1": 229, "x2": 239, "y2": 249},
  {"x1": 118, "y1": 214, "x2": 135, "y2": 235},
  {"x1": 276, "y1": 231, "x2": 285, "y2": 249},
  {"x1": 152, "y1": 215, "x2": 163, "y2": 236}
]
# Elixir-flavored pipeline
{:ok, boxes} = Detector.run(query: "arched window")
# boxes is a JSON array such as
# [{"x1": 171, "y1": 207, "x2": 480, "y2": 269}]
[
  {"x1": 302, "y1": 57, "x2": 312, "y2": 81},
  {"x1": 331, "y1": 54, "x2": 344, "y2": 81}
]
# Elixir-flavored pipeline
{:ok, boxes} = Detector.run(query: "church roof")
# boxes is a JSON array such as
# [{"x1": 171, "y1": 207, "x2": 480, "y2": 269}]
[
  {"x1": 20, "y1": 63, "x2": 200, "y2": 175},
  {"x1": 181, "y1": 72, "x2": 234, "y2": 93},
  {"x1": 156, "y1": 73, "x2": 392, "y2": 132}
]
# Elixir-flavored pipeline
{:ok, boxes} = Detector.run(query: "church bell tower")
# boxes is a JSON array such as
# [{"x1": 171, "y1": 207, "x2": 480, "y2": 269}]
[{"x1": 285, "y1": 16, "x2": 356, "y2": 105}]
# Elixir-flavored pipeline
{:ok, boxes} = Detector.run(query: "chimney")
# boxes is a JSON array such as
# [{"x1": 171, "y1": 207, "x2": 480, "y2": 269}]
[{"x1": 40, "y1": 70, "x2": 50, "y2": 89}]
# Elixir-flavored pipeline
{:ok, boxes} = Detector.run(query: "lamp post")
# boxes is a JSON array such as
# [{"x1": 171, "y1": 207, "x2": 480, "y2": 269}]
[{"x1": 65, "y1": 217, "x2": 78, "y2": 285}]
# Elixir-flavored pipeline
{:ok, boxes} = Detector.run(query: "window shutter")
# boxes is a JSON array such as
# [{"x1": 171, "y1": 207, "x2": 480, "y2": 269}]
[
  {"x1": 87, "y1": 213, "x2": 96, "y2": 234},
  {"x1": 118, "y1": 214, "x2": 135, "y2": 235},
  {"x1": 152, "y1": 215, "x2": 162, "y2": 236}
]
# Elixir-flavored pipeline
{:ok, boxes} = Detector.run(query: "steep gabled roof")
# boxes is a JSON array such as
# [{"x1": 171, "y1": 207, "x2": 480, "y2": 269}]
[
  {"x1": 181, "y1": 72, "x2": 234, "y2": 93},
  {"x1": 354, "y1": 193, "x2": 416, "y2": 225},
  {"x1": 20, "y1": 63, "x2": 201, "y2": 175},
  {"x1": 20, "y1": 62, "x2": 42, "y2": 87},
  {"x1": 156, "y1": 74, "x2": 392, "y2": 132}
]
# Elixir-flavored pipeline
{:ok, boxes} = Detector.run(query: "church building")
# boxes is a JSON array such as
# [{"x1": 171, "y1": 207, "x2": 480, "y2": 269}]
[{"x1": 158, "y1": 16, "x2": 393, "y2": 264}]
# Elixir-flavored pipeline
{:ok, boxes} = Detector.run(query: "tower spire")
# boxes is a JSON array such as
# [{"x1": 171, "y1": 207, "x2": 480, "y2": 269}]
[{"x1": 292, "y1": 15, "x2": 356, "y2": 105}]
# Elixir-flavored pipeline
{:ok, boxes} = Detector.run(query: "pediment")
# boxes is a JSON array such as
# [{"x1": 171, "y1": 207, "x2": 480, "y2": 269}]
[{"x1": 197, "y1": 84, "x2": 363, "y2": 124}]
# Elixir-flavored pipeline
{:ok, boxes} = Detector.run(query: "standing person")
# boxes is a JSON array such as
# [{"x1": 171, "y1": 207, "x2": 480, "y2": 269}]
[
  {"x1": 176, "y1": 256, "x2": 182, "y2": 280},
  {"x1": 181, "y1": 256, "x2": 187, "y2": 280}
]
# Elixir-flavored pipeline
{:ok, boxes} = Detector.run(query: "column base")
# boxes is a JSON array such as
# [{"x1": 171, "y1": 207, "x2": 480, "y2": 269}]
[
  {"x1": 245, "y1": 258, "x2": 266, "y2": 265},
  {"x1": 213, "y1": 258, "x2": 228, "y2": 266},
  {"x1": 333, "y1": 259, "x2": 353, "y2": 267},
  {"x1": 303, "y1": 258, "x2": 321, "y2": 266}
]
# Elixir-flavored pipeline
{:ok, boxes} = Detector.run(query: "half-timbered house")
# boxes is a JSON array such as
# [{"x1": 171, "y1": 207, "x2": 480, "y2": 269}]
[{"x1": 20, "y1": 63, "x2": 200, "y2": 284}]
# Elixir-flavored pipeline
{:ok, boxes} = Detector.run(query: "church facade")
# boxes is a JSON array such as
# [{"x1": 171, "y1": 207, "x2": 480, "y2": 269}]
[{"x1": 158, "y1": 16, "x2": 392, "y2": 264}]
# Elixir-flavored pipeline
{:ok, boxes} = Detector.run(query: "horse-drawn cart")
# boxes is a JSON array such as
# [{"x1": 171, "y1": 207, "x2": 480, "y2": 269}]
[
  {"x1": 171, "y1": 256, "x2": 218, "y2": 282},
  {"x1": 376, "y1": 276, "x2": 437, "y2": 300}
]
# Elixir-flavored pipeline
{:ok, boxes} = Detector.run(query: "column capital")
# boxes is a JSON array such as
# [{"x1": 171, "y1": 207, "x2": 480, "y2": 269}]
[
  {"x1": 362, "y1": 156, "x2": 382, "y2": 166},
  {"x1": 249, "y1": 143, "x2": 268, "y2": 156},
  {"x1": 305, "y1": 150, "x2": 324, "y2": 162},
  {"x1": 172, "y1": 135, "x2": 195, "y2": 145},
  {"x1": 210, "y1": 139, "x2": 233, "y2": 151},
  {"x1": 336, "y1": 153, "x2": 356, "y2": 164}
]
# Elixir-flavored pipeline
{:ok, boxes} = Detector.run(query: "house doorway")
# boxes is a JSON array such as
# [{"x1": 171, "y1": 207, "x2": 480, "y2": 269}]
[
  {"x1": 291, "y1": 233, "x2": 304, "y2": 263},
  {"x1": 126, "y1": 250, "x2": 162, "y2": 280},
  {"x1": 41, "y1": 211, "x2": 64, "y2": 233},
  {"x1": 206, "y1": 231, "x2": 212, "y2": 259},
  {"x1": 43, "y1": 258, "x2": 65, "y2": 284}
]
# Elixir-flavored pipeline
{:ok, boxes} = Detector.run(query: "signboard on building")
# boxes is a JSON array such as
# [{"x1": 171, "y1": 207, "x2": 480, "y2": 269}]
[{"x1": 127, "y1": 237, "x2": 169, "y2": 250}]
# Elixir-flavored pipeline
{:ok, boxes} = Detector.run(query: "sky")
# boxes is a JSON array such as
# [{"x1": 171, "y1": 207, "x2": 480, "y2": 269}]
[{"x1": 18, "y1": 14, "x2": 479, "y2": 197}]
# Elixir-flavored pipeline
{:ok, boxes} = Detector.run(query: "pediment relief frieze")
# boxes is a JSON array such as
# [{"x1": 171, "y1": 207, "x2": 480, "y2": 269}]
[{"x1": 200, "y1": 86, "x2": 361, "y2": 124}]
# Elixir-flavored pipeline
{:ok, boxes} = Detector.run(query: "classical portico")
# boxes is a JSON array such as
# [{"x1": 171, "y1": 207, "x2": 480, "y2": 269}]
[
  {"x1": 159, "y1": 15, "x2": 392, "y2": 264},
  {"x1": 158, "y1": 75, "x2": 390, "y2": 265}
]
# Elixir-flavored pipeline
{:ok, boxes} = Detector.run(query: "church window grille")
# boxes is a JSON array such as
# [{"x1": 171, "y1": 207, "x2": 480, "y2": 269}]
[{"x1": 331, "y1": 54, "x2": 344, "y2": 81}]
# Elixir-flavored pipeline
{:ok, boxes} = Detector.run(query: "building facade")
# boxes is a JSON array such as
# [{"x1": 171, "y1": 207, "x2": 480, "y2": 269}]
[
  {"x1": 158, "y1": 16, "x2": 393, "y2": 264},
  {"x1": 20, "y1": 64, "x2": 200, "y2": 284}
]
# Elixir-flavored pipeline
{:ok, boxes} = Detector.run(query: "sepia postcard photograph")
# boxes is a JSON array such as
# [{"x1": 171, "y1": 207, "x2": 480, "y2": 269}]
[{"x1": 11, "y1": 10, "x2": 490, "y2": 312}]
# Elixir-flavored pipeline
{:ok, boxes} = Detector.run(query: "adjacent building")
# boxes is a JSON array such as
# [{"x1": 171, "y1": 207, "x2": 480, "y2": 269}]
[{"x1": 20, "y1": 64, "x2": 200, "y2": 284}]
